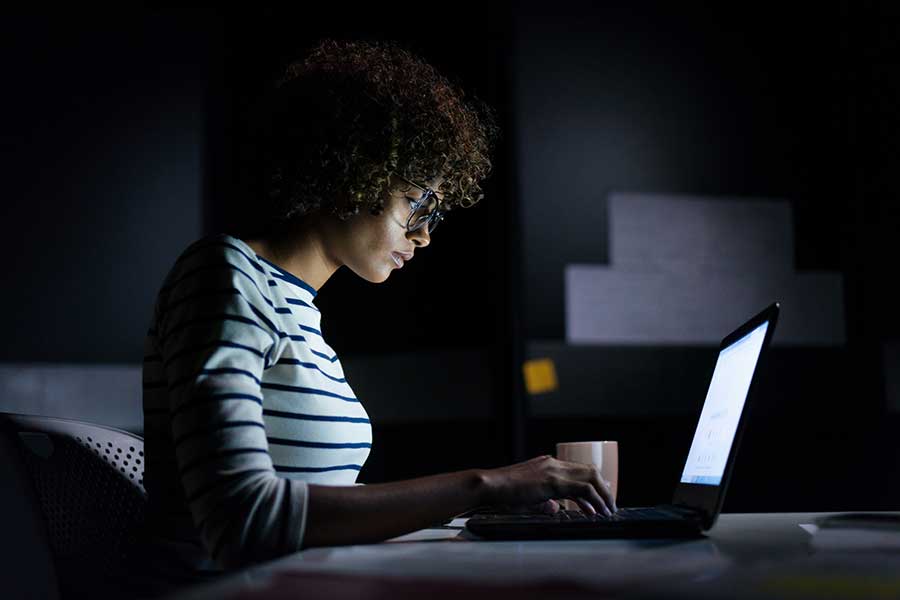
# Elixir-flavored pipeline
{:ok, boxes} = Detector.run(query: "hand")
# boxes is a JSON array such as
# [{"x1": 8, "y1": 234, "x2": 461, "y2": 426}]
[
  {"x1": 479, "y1": 455, "x2": 617, "y2": 516},
  {"x1": 499, "y1": 499, "x2": 563, "y2": 515}
]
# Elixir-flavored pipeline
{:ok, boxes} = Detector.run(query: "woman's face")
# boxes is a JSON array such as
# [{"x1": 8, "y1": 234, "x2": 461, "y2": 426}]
[{"x1": 326, "y1": 175, "x2": 445, "y2": 284}]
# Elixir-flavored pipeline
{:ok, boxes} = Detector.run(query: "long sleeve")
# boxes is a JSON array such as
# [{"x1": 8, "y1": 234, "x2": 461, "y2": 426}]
[{"x1": 154, "y1": 244, "x2": 309, "y2": 570}]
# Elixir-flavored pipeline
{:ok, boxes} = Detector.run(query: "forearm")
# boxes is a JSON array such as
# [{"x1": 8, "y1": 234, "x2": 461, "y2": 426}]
[{"x1": 303, "y1": 468, "x2": 489, "y2": 548}]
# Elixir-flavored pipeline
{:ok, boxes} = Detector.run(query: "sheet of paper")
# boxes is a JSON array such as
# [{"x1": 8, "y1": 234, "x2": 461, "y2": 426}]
[
  {"x1": 810, "y1": 528, "x2": 900, "y2": 551},
  {"x1": 385, "y1": 528, "x2": 465, "y2": 543}
]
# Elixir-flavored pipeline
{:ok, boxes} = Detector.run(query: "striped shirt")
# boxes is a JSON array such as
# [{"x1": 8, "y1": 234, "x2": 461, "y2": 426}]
[{"x1": 140, "y1": 233, "x2": 372, "y2": 574}]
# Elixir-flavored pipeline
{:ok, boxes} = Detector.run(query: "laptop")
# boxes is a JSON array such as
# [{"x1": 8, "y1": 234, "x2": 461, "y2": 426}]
[{"x1": 466, "y1": 301, "x2": 780, "y2": 540}]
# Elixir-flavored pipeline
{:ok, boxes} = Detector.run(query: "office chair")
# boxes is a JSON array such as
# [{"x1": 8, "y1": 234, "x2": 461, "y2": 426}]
[{"x1": 0, "y1": 412, "x2": 147, "y2": 599}]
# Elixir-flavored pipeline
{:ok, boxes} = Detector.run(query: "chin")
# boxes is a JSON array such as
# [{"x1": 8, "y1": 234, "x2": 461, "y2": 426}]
[{"x1": 352, "y1": 265, "x2": 392, "y2": 284}]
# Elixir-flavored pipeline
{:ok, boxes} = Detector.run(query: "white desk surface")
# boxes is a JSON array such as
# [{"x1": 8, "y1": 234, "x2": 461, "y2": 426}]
[{"x1": 170, "y1": 512, "x2": 900, "y2": 600}]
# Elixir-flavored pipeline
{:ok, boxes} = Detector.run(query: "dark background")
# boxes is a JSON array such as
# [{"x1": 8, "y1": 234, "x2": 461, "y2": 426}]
[{"x1": 1, "y1": 1, "x2": 898, "y2": 512}]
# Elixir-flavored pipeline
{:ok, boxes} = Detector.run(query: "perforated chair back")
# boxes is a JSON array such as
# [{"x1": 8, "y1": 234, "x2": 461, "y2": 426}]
[{"x1": 0, "y1": 412, "x2": 147, "y2": 598}]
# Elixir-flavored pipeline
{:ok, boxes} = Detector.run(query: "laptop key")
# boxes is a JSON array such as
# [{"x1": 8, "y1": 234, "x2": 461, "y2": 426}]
[
  {"x1": 560, "y1": 510, "x2": 620, "y2": 522},
  {"x1": 558, "y1": 508, "x2": 682, "y2": 522}
]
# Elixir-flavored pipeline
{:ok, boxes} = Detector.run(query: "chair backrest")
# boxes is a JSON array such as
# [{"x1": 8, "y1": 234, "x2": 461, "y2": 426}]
[
  {"x1": 0, "y1": 412, "x2": 147, "y2": 599},
  {"x1": 0, "y1": 417, "x2": 59, "y2": 599}
]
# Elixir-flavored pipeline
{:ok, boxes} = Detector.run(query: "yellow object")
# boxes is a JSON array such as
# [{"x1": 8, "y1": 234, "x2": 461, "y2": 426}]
[{"x1": 523, "y1": 358, "x2": 559, "y2": 395}]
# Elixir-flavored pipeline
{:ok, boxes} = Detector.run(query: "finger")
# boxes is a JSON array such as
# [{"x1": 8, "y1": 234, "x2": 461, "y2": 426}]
[
  {"x1": 584, "y1": 465, "x2": 618, "y2": 512},
  {"x1": 527, "y1": 500, "x2": 550, "y2": 514},
  {"x1": 555, "y1": 462, "x2": 615, "y2": 515},
  {"x1": 571, "y1": 497, "x2": 597, "y2": 515},
  {"x1": 542, "y1": 499, "x2": 560, "y2": 514},
  {"x1": 567, "y1": 481, "x2": 612, "y2": 516},
  {"x1": 514, "y1": 502, "x2": 548, "y2": 514},
  {"x1": 606, "y1": 482, "x2": 618, "y2": 512},
  {"x1": 506, "y1": 501, "x2": 554, "y2": 515}
]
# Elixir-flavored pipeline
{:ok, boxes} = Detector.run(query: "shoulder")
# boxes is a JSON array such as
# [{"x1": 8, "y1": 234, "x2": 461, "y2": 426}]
[
  {"x1": 164, "y1": 234, "x2": 273, "y2": 284},
  {"x1": 156, "y1": 234, "x2": 273, "y2": 304},
  {"x1": 174, "y1": 234, "x2": 261, "y2": 270}
]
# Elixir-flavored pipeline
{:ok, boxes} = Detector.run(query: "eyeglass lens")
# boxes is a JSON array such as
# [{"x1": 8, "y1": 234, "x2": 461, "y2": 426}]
[{"x1": 407, "y1": 191, "x2": 441, "y2": 233}]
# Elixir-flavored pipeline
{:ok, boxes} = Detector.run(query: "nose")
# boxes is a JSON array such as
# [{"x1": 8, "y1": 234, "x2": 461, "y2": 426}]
[{"x1": 408, "y1": 225, "x2": 431, "y2": 248}]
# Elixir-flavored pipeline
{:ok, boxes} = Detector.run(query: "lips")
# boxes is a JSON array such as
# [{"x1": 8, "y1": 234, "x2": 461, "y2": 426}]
[{"x1": 391, "y1": 251, "x2": 413, "y2": 268}]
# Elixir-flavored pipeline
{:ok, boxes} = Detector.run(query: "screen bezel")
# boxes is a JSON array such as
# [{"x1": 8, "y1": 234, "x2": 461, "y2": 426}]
[{"x1": 671, "y1": 301, "x2": 780, "y2": 530}]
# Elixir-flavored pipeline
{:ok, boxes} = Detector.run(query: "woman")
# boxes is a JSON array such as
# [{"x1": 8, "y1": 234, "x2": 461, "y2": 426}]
[{"x1": 132, "y1": 39, "x2": 616, "y2": 597}]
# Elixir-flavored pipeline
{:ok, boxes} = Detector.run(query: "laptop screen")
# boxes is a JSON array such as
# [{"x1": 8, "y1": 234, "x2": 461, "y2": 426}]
[{"x1": 679, "y1": 321, "x2": 770, "y2": 486}]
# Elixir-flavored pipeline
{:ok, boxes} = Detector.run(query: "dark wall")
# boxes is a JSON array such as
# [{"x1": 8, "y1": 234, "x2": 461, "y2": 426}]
[
  {"x1": 516, "y1": 0, "x2": 859, "y2": 338},
  {"x1": 0, "y1": 7, "x2": 215, "y2": 363},
  {"x1": 513, "y1": 0, "x2": 900, "y2": 511}
]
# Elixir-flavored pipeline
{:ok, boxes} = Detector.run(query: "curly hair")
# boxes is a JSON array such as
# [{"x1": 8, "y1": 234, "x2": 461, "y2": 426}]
[{"x1": 237, "y1": 38, "x2": 500, "y2": 230}]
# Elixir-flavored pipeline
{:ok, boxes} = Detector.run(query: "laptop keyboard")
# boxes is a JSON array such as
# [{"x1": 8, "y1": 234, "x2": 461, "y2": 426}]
[
  {"x1": 470, "y1": 507, "x2": 685, "y2": 523},
  {"x1": 556, "y1": 508, "x2": 679, "y2": 522}
]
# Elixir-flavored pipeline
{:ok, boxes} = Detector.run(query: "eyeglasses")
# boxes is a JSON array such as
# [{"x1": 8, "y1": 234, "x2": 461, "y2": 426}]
[{"x1": 396, "y1": 175, "x2": 446, "y2": 234}]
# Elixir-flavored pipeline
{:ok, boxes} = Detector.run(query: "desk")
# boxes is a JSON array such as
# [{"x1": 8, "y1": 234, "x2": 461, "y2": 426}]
[{"x1": 170, "y1": 512, "x2": 900, "y2": 599}]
